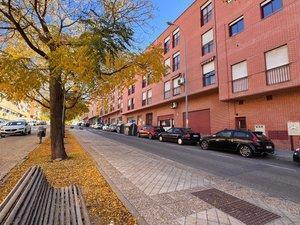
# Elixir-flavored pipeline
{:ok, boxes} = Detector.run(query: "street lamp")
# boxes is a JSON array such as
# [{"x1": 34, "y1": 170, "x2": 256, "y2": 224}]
[{"x1": 167, "y1": 21, "x2": 189, "y2": 128}]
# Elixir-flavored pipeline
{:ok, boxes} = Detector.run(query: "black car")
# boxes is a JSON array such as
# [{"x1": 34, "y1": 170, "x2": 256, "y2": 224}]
[
  {"x1": 199, "y1": 129, "x2": 275, "y2": 157},
  {"x1": 293, "y1": 148, "x2": 300, "y2": 162},
  {"x1": 158, "y1": 127, "x2": 201, "y2": 145}
]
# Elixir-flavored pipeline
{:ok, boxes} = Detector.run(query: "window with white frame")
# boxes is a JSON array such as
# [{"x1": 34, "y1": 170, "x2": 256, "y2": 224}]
[
  {"x1": 202, "y1": 29, "x2": 214, "y2": 55},
  {"x1": 127, "y1": 98, "x2": 134, "y2": 110},
  {"x1": 201, "y1": 1, "x2": 213, "y2": 25},
  {"x1": 172, "y1": 28, "x2": 180, "y2": 47},
  {"x1": 173, "y1": 76, "x2": 182, "y2": 95},
  {"x1": 202, "y1": 61, "x2": 215, "y2": 86},
  {"x1": 164, "y1": 37, "x2": 171, "y2": 54},
  {"x1": 142, "y1": 92, "x2": 147, "y2": 106},
  {"x1": 164, "y1": 81, "x2": 171, "y2": 99},
  {"x1": 232, "y1": 61, "x2": 248, "y2": 92},
  {"x1": 147, "y1": 89, "x2": 152, "y2": 105},
  {"x1": 172, "y1": 52, "x2": 180, "y2": 71},
  {"x1": 164, "y1": 58, "x2": 171, "y2": 75},
  {"x1": 265, "y1": 45, "x2": 290, "y2": 85}
]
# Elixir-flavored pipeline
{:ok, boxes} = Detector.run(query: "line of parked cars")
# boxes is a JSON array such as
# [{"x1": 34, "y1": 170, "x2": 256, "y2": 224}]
[{"x1": 88, "y1": 123, "x2": 299, "y2": 162}]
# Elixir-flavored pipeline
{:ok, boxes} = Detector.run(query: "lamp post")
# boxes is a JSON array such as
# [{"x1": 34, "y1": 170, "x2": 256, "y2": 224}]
[{"x1": 167, "y1": 22, "x2": 189, "y2": 128}]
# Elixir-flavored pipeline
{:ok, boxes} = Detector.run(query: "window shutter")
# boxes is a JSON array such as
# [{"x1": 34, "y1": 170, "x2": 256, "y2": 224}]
[
  {"x1": 173, "y1": 51, "x2": 180, "y2": 58},
  {"x1": 203, "y1": 61, "x2": 215, "y2": 74},
  {"x1": 142, "y1": 92, "x2": 147, "y2": 100},
  {"x1": 164, "y1": 81, "x2": 171, "y2": 91},
  {"x1": 164, "y1": 58, "x2": 171, "y2": 67},
  {"x1": 232, "y1": 61, "x2": 248, "y2": 80},
  {"x1": 265, "y1": 45, "x2": 289, "y2": 70},
  {"x1": 201, "y1": 0, "x2": 212, "y2": 10},
  {"x1": 202, "y1": 29, "x2": 213, "y2": 45}
]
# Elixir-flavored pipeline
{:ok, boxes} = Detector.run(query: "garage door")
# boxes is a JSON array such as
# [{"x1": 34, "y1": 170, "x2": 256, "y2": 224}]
[{"x1": 183, "y1": 109, "x2": 211, "y2": 135}]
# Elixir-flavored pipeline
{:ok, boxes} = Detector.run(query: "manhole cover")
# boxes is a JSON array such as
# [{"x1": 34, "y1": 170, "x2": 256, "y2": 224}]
[{"x1": 192, "y1": 188, "x2": 280, "y2": 225}]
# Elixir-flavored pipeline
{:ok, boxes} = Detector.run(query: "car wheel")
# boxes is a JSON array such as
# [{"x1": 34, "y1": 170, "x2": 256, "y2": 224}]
[
  {"x1": 239, "y1": 145, "x2": 253, "y2": 158},
  {"x1": 177, "y1": 138, "x2": 183, "y2": 145},
  {"x1": 159, "y1": 136, "x2": 163, "y2": 142},
  {"x1": 21, "y1": 131, "x2": 25, "y2": 136},
  {"x1": 200, "y1": 140, "x2": 209, "y2": 150},
  {"x1": 28, "y1": 130, "x2": 31, "y2": 134},
  {"x1": 149, "y1": 134, "x2": 153, "y2": 139}
]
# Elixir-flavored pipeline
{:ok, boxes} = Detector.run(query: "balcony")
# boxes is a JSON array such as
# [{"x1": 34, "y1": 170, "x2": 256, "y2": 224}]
[
  {"x1": 267, "y1": 64, "x2": 290, "y2": 85},
  {"x1": 232, "y1": 77, "x2": 248, "y2": 93}
]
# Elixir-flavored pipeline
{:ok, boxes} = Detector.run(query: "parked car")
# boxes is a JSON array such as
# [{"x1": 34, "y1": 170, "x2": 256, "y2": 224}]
[
  {"x1": 137, "y1": 125, "x2": 165, "y2": 139},
  {"x1": 102, "y1": 124, "x2": 110, "y2": 131},
  {"x1": 199, "y1": 129, "x2": 275, "y2": 158},
  {"x1": 0, "y1": 120, "x2": 31, "y2": 136},
  {"x1": 94, "y1": 123, "x2": 103, "y2": 129},
  {"x1": 293, "y1": 148, "x2": 300, "y2": 162},
  {"x1": 108, "y1": 124, "x2": 117, "y2": 132},
  {"x1": 158, "y1": 127, "x2": 200, "y2": 145}
]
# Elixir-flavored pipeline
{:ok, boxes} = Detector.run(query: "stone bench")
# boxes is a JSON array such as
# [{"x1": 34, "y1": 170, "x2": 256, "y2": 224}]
[{"x1": 0, "y1": 166, "x2": 91, "y2": 225}]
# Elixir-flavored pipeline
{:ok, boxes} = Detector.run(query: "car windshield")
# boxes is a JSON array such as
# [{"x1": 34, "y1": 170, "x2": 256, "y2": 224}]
[
  {"x1": 253, "y1": 132, "x2": 269, "y2": 140},
  {"x1": 7, "y1": 121, "x2": 24, "y2": 126}
]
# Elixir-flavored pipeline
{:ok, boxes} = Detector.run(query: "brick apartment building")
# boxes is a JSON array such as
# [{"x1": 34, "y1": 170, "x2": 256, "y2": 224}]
[{"x1": 91, "y1": 0, "x2": 300, "y2": 150}]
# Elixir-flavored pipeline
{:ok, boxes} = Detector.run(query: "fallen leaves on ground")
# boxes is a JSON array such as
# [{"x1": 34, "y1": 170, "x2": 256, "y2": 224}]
[{"x1": 0, "y1": 133, "x2": 137, "y2": 225}]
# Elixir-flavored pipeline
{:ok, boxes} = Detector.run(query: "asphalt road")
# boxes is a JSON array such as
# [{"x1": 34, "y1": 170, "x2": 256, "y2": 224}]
[{"x1": 84, "y1": 128, "x2": 300, "y2": 204}]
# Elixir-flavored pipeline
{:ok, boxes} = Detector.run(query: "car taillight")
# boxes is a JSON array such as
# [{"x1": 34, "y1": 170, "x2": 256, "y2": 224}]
[{"x1": 183, "y1": 133, "x2": 190, "y2": 138}]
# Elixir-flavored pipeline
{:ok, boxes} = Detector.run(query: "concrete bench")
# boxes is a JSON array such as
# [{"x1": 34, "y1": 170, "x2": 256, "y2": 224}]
[{"x1": 0, "y1": 166, "x2": 91, "y2": 225}]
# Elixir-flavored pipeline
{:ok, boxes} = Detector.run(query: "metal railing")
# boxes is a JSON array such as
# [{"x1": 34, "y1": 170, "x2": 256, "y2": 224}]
[
  {"x1": 232, "y1": 77, "x2": 248, "y2": 93},
  {"x1": 267, "y1": 64, "x2": 290, "y2": 85}
]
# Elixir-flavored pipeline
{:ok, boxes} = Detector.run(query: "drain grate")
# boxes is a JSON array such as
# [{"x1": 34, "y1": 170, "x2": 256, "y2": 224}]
[{"x1": 192, "y1": 188, "x2": 281, "y2": 225}]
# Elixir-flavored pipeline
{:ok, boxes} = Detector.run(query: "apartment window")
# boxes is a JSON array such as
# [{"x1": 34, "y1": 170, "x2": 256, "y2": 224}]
[
  {"x1": 172, "y1": 28, "x2": 180, "y2": 48},
  {"x1": 164, "y1": 58, "x2": 171, "y2": 75},
  {"x1": 232, "y1": 61, "x2": 248, "y2": 93},
  {"x1": 202, "y1": 29, "x2": 214, "y2": 55},
  {"x1": 164, "y1": 37, "x2": 171, "y2": 54},
  {"x1": 164, "y1": 81, "x2": 171, "y2": 99},
  {"x1": 261, "y1": 0, "x2": 283, "y2": 18},
  {"x1": 128, "y1": 84, "x2": 135, "y2": 95},
  {"x1": 265, "y1": 45, "x2": 290, "y2": 85},
  {"x1": 202, "y1": 61, "x2": 215, "y2": 86},
  {"x1": 201, "y1": 1, "x2": 213, "y2": 25},
  {"x1": 142, "y1": 74, "x2": 151, "y2": 88},
  {"x1": 173, "y1": 77, "x2": 182, "y2": 95},
  {"x1": 147, "y1": 89, "x2": 152, "y2": 105},
  {"x1": 127, "y1": 98, "x2": 134, "y2": 110},
  {"x1": 142, "y1": 92, "x2": 147, "y2": 106},
  {"x1": 172, "y1": 52, "x2": 180, "y2": 71},
  {"x1": 229, "y1": 16, "x2": 244, "y2": 36}
]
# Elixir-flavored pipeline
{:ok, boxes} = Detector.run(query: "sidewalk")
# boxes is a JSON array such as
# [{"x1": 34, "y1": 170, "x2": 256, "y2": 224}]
[
  {"x1": 273, "y1": 149, "x2": 293, "y2": 161},
  {"x1": 72, "y1": 130, "x2": 300, "y2": 225}
]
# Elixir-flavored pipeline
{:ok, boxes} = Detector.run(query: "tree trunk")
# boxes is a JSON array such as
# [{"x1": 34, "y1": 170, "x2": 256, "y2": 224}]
[{"x1": 49, "y1": 73, "x2": 68, "y2": 160}]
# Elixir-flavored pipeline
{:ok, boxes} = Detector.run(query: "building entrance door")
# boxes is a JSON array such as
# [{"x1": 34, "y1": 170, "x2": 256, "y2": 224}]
[{"x1": 235, "y1": 117, "x2": 247, "y2": 130}]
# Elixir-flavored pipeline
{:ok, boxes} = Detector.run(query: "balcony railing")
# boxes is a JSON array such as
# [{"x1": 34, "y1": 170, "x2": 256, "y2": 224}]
[
  {"x1": 232, "y1": 77, "x2": 248, "y2": 93},
  {"x1": 267, "y1": 64, "x2": 290, "y2": 85}
]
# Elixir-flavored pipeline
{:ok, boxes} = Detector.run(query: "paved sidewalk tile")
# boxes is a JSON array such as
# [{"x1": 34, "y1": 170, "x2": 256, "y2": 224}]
[{"x1": 73, "y1": 130, "x2": 300, "y2": 225}]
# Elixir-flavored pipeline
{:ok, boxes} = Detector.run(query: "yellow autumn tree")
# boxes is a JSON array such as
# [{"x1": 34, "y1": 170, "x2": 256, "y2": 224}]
[{"x1": 0, "y1": 0, "x2": 165, "y2": 160}]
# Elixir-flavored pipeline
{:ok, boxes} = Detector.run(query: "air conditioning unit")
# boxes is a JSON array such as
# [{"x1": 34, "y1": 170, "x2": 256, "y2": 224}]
[
  {"x1": 177, "y1": 77, "x2": 185, "y2": 86},
  {"x1": 170, "y1": 102, "x2": 178, "y2": 109}
]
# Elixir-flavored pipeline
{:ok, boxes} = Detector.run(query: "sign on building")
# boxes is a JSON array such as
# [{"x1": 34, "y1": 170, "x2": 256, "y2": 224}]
[
  {"x1": 254, "y1": 124, "x2": 266, "y2": 135},
  {"x1": 287, "y1": 122, "x2": 300, "y2": 136}
]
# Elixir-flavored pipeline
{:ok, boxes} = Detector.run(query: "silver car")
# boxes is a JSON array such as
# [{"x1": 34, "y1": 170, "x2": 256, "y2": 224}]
[{"x1": 0, "y1": 121, "x2": 31, "y2": 136}]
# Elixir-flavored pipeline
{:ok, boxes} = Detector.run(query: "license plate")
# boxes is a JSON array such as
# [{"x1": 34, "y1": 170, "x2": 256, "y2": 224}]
[
  {"x1": 266, "y1": 146, "x2": 272, "y2": 149},
  {"x1": 193, "y1": 135, "x2": 199, "y2": 137}
]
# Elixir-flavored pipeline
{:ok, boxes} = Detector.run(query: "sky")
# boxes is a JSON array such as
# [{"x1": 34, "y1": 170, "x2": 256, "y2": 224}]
[{"x1": 134, "y1": 0, "x2": 195, "y2": 50}]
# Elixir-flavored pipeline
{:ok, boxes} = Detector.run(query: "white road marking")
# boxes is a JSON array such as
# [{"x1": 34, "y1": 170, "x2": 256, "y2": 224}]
[{"x1": 264, "y1": 163, "x2": 298, "y2": 172}]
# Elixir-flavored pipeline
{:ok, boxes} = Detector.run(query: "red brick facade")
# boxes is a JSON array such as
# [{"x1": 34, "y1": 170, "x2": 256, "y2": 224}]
[{"x1": 95, "y1": 0, "x2": 300, "y2": 150}]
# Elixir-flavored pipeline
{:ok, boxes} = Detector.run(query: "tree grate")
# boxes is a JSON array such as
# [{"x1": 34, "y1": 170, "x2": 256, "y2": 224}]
[{"x1": 192, "y1": 188, "x2": 281, "y2": 225}]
